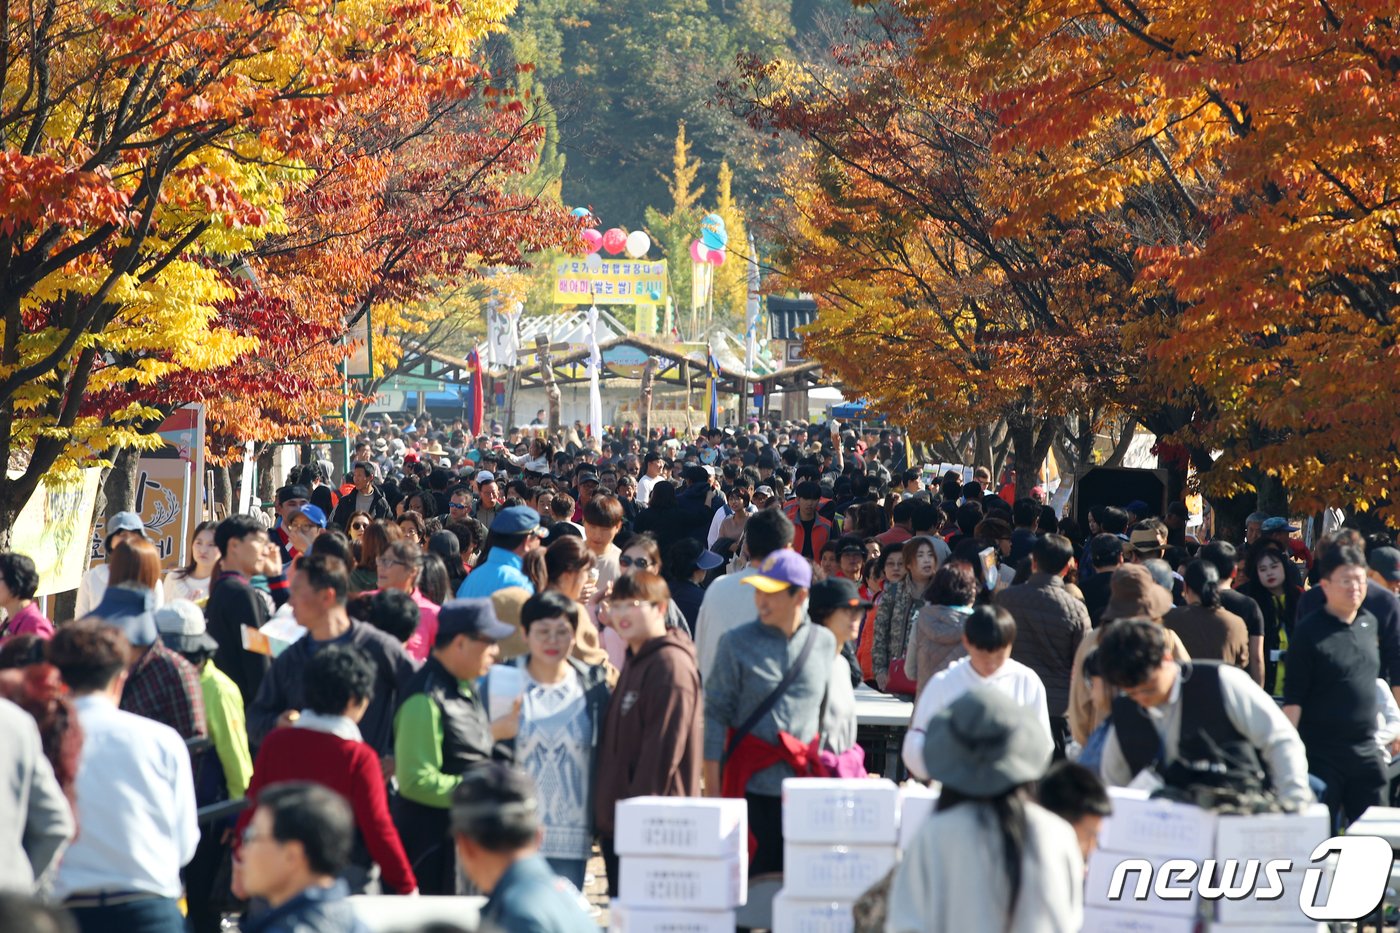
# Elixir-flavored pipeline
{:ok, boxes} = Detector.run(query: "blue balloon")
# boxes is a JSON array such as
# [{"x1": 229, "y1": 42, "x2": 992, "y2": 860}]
[
  {"x1": 702, "y1": 212, "x2": 726, "y2": 232},
  {"x1": 701, "y1": 228, "x2": 729, "y2": 251},
  {"x1": 571, "y1": 207, "x2": 593, "y2": 218}
]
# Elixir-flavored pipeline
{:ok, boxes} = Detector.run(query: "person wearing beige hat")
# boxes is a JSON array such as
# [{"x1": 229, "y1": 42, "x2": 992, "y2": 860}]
[{"x1": 1066, "y1": 564, "x2": 1190, "y2": 746}]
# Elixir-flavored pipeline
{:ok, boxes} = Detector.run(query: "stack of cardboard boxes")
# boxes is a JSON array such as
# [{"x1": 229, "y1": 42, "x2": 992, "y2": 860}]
[
  {"x1": 772, "y1": 778, "x2": 901, "y2": 933},
  {"x1": 1083, "y1": 788, "x2": 1331, "y2": 932},
  {"x1": 609, "y1": 797, "x2": 748, "y2": 933}
]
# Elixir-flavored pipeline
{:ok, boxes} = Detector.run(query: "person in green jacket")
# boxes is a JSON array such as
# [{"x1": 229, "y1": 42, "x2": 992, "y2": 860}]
[{"x1": 393, "y1": 598, "x2": 518, "y2": 895}]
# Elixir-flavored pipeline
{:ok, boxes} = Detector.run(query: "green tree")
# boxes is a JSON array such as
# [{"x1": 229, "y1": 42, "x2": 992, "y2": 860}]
[
  {"x1": 644, "y1": 123, "x2": 706, "y2": 323},
  {"x1": 712, "y1": 161, "x2": 750, "y2": 323}
]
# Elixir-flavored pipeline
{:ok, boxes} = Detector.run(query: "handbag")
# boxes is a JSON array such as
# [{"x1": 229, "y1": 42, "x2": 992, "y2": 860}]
[{"x1": 884, "y1": 603, "x2": 920, "y2": 697}]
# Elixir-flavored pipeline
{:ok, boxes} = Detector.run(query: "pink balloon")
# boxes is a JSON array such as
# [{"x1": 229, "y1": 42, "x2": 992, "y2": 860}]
[
  {"x1": 580, "y1": 228, "x2": 603, "y2": 254},
  {"x1": 709, "y1": 248, "x2": 726, "y2": 267},
  {"x1": 690, "y1": 240, "x2": 709, "y2": 263},
  {"x1": 603, "y1": 228, "x2": 627, "y2": 255}
]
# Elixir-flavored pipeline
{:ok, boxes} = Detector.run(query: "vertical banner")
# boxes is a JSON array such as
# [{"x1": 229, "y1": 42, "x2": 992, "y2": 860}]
[
  {"x1": 10, "y1": 468, "x2": 103, "y2": 597},
  {"x1": 706, "y1": 347, "x2": 720, "y2": 430},
  {"x1": 90, "y1": 459, "x2": 193, "y2": 572},
  {"x1": 467, "y1": 349, "x2": 485, "y2": 436},
  {"x1": 486, "y1": 298, "x2": 521, "y2": 368}
]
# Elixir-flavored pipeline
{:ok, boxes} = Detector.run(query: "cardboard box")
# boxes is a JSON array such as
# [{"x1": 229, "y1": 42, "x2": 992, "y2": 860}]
[
  {"x1": 782, "y1": 777, "x2": 900, "y2": 844},
  {"x1": 1096, "y1": 791, "x2": 1217, "y2": 860},
  {"x1": 608, "y1": 902, "x2": 737, "y2": 933},
  {"x1": 613, "y1": 796, "x2": 748, "y2": 860},
  {"x1": 896, "y1": 785, "x2": 939, "y2": 851},
  {"x1": 782, "y1": 843, "x2": 898, "y2": 900},
  {"x1": 1210, "y1": 805, "x2": 1331, "y2": 924},
  {"x1": 1078, "y1": 907, "x2": 1198, "y2": 932},
  {"x1": 1086, "y1": 850, "x2": 1199, "y2": 919},
  {"x1": 771, "y1": 889, "x2": 856, "y2": 933},
  {"x1": 617, "y1": 854, "x2": 747, "y2": 910}
]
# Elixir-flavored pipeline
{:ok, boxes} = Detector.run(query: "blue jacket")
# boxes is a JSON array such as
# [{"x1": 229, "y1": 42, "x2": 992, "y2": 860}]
[
  {"x1": 85, "y1": 585, "x2": 157, "y2": 647},
  {"x1": 458, "y1": 548, "x2": 534, "y2": 599},
  {"x1": 481, "y1": 854, "x2": 596, "y2": 933},
  {"x1": 242, "y1": 880, "x2": 369, "y2": 933}
]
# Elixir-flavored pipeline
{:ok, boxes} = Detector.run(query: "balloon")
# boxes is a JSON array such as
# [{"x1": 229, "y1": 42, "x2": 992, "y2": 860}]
[
  {"x1": 602, "y1": 228, "x2": 627, "y2": 255},
  {"x1": 709, "y1": 248, "x2": 726, "y2": 267},
  {"x1": 701, "y1": 227, "x2": 729, "y2": 251},
  {"x1": 580, "y1": 228, "x2": 603, "y2": 253},
  {"x1": 625, "y1": 230, "x2": 651, "y2": 259},
  {"x1": 690, "y1": 240, "x2": 709, "y2": 263},
  {"x1": 702, "y1": 212, "x2": 726, "y2": 233},
  {"x1": 584, "y1": 253, "x2": 603, "y2": 273},
  {"x1": 570, "y1": 207, "x2": 593, "y2": 219}
]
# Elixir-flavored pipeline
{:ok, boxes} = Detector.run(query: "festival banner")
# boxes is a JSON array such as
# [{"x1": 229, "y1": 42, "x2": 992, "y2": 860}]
[
  {"x1": 552, "y1": 258, "x2": 668, "y2": 306},
  {"x1": 9, "y1": 468, "x2": 103, "y2": 597}
]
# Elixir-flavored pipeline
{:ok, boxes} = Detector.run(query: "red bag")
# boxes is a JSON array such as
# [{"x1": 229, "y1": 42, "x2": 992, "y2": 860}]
[
  {"x1": 856, "y1": 604, "x2": 878, "y2": 681},
  {"x1": 885, "y1": 658, "x2": 917, "y2": 697}
]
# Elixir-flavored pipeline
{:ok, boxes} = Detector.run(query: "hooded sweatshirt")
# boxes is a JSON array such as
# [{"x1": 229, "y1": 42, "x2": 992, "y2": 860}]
[{"x1": 594, "y1": 630, "x2": 702, "y2": 836}]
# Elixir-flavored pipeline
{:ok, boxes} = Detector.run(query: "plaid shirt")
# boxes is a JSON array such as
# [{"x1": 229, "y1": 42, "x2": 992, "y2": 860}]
[{"x1": 120, "y1": 641, "x2": 207, "y2": 741}]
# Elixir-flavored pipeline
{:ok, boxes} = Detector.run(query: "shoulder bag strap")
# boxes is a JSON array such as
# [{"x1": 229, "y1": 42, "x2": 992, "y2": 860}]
[{"x1": 722, "y1": 623, "x2": 819, "y2": 766}]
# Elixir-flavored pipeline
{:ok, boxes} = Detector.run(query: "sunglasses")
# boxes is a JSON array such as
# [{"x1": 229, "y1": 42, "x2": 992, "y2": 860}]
[
  {"x1": 449, "y1": 502, "x2": 469, "y2": 511},
  {"x1": 350, "y1": 522, "x2": 369, "y2": 531},
  {"x1": 619, "y1": 556, "x2": 652, "y2": 569}
]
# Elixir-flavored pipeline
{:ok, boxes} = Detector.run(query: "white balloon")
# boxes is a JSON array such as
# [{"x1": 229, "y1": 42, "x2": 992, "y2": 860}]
[
  {"x1": 584, "y1": 253, "x2": 603, "y2": 272},
  {"x1": 624, "y1": 230, "x2": 651, "y2": 259}
]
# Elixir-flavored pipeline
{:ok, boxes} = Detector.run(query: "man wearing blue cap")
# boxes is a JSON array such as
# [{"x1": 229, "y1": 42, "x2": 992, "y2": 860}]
[
  {"x1": 456, "y1": 506, "x2": 548, "y2": 599},
  {"x1": 393, "y1": 598, "x2": 518, "y2": 895},
  {"x1": 703, "y1": 549, "x2": 833, "y2": 875},
  {"x1": 75, "y1": 511, "x2": 165, "y2": 618}
]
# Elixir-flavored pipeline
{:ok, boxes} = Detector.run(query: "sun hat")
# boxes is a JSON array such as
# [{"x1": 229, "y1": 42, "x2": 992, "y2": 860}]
[{"x1": 921, "y1": 685, "x2": 1053, "y2": 795}]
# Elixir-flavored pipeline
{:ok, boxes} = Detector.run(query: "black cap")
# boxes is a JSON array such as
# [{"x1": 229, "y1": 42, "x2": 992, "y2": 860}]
[
  {"x1": 437, "y1": 598, "x2": 515, "y2": 642},
  {"x1": 838, "y1": 540, "x2": 867, "y2": 556},
  {"x1": 809, "y1": 577, "x2": 873, "y2": 615}
]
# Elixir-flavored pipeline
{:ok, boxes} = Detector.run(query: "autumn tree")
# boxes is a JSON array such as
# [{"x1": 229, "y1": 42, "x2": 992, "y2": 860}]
[{"x1": 645, "y1": 122, "x2": 707, "y2": 326}]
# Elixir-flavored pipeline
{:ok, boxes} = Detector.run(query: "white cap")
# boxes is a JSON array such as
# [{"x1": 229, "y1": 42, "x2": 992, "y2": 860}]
[{"x1": 477, "y1": 470, "x2": 496, "y2": 484}]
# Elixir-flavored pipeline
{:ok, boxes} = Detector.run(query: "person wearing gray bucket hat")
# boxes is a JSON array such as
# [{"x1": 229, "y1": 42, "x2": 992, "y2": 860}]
[{"x1": 887, "y1": 686, "x2": 1083, "y2": 933}]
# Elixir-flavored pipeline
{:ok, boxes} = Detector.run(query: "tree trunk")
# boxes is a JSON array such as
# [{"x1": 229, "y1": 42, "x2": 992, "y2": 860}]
[
  {"x1": 102, "y1": 445, "x2": 144, "y2": 518},
  {"x1": 212, "y1": 463, "x2": 232, "y2": 518},
  {"x1": 535, "y1": 335, "x2": 562, "y2": 436},
  {"x1": 639, "y1": 357, "x2": 656, "y2": 437},
  {"x1": 974, "y1": 423, "x2": 993, "y2": 473},
  {"x1": 256, "y1": 445, "x2": 277, "y2": 511}
]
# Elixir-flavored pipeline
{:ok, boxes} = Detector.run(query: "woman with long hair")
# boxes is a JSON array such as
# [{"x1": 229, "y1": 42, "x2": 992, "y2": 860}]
[
  {"x1": 84, "y1": 538, "x2": 162, "y2": 641},
  {"x1": 871, "y1": 536, "x2": 939, "y2": 695},
  {"x1": 165, "y1": 520, "x2": 220, "y2": 604},
  {"x1": 1238, "y1": 543, "x2": 1305, "y2": 695},
  {"x1": 351, "y1": 521, "x2": 402, "y2": 595},
  {"x1": 426, "y1": 531, "x2": 466, "y2": 595},
  {"x1": 396, "y1": 510, "x2": 428, "y2": 548},
  {"x1": 888, "y1": 687, "x2": 1079, "y2": 932},
  {"x1": 345, "y1": 510, "x2": 373, "y2": 545},
  {"x1": 856, "y1": 547, "x2": 905, "y2": 683},
  {"x1": 543, "y1": 536, "x2": 614, "y2": 682}
]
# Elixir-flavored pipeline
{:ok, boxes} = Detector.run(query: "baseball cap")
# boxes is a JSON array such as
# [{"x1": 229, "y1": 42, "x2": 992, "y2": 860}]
[
  {"x1": 576, "y1": 472, "x2": 600, "y2": 486},
  {"x1": 1369, "y1": 547, "x2": 1400, "y2": 583},
  {"x1": 290, "y1": 503, "x2": 328, "y2": 528},
  {"x1": 754, "y1": 485, "x2": 775, "y2": 499},
  {"x1": 1129, "y1": 528, "x2": 1163, "y2": 552},
  {"x1": 838, "y1": 540, "x2": 867, "y2": 557},
  {"x1": 277, "y1": 484, "x2": 312, "y2": 504},
  {"x1": 105, "y1": 511, "x2": 148, "y2": 540},
  {"x1": 743, "y1": 550, "x2": 813, "y2": 593},
  {"x1": 477, "y1": 470, "x2": 496, "y2": 484},
  {"x1": 155, "y1": 600, "x2": 220, "y2": 655},
  {"x1": 808, "y1": 577, "x2": 873, "y2": 615},
  {"x1": 489, "y1": 506, "x2": 546, "y2": 537},
  {"x1": 1261, "y1": 517, "x2": 1300, "y2": 534},
  {"x1": 438, "y1": 598, "x2": 516, "y2": 642}
]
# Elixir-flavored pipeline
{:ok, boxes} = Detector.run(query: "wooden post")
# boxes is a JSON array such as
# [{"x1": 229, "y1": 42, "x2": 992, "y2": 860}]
[
  {"x1": 535, "y1": 334, "x2": 562, "y2": 436},
  {"x1": 640, "y1": 357, "x2": 655, "y2": 438}
]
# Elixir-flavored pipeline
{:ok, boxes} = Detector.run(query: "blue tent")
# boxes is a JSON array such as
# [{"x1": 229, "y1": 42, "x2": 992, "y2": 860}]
[{"x1": 831, "y1": 399, "x2": 868, "y2": 419}]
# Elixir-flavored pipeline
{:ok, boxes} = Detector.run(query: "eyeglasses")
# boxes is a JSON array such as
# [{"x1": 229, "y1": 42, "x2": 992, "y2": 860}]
[
  {"x1": 376, "y1": 557, "x2": 408, "y2": 569},
  {"x1": 530, "y1": 626, "x2": 574, "y2": 643},
  {"x1": 619, "y1": 556, "x2": 652, "y2": 569},
  {"x1": 241, "y1": 826, "x2": 273, "y2": 846},
  {"x1": 350, "y1": 523, "x2": 369, "y2": 531},
  {"x1": 606, "y1": 599, "x2": 648, "y2": 609}
]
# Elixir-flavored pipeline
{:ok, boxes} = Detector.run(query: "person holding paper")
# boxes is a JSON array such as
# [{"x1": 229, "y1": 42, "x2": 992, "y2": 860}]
[{"x1": 485, "y1": 591, "x2": 610, "y2": 889}]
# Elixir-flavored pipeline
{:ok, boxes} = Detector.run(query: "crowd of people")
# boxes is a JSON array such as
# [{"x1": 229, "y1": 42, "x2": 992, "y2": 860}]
[{"x1": 1, "y1": 409, "x2": 1398, "y2": 932}]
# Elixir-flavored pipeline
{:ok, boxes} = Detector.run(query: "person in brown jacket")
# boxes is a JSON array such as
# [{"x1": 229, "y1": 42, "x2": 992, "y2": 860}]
[
  {"x1": 1066, "y1": 564, "x2": 1191, "y2": 745},
  {"x1": 593, "y1": 571, "x2": 702, "y2": 897},
  {"x1": 1165, "y1": 560, "x2": 1249, "y2": 670}
]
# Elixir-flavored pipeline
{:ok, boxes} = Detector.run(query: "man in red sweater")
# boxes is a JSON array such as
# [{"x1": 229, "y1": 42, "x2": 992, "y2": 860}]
[{"x1": 236, "y1": 644, "x2": 416, "y2": 895}]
